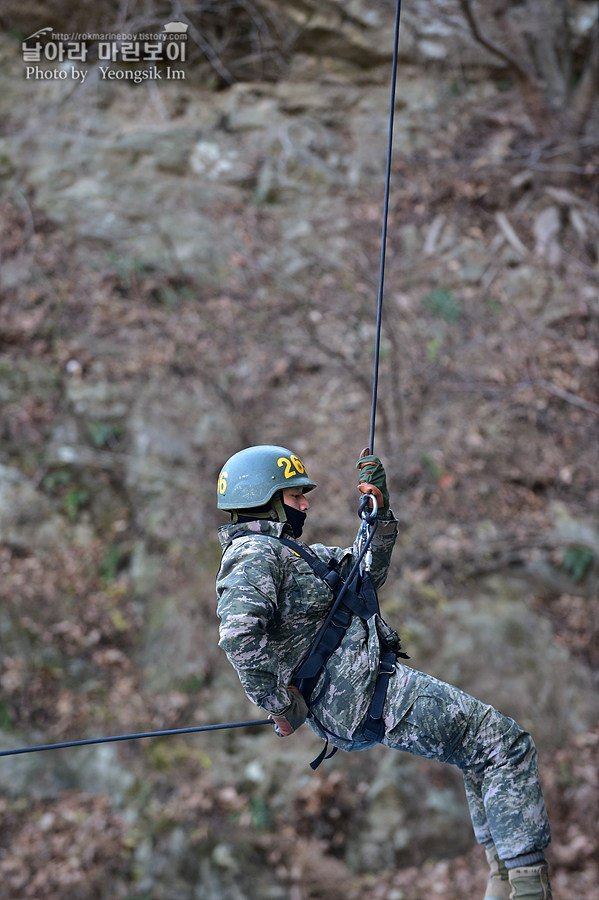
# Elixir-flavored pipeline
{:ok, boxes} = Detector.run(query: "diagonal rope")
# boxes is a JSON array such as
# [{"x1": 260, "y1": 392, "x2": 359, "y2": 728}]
[
  {"x1": 369, "y1": 0, "x2": 402, "y2": 455},
  {"x1": 0, "y1": 719, "x2": 273, "y2": 758}
]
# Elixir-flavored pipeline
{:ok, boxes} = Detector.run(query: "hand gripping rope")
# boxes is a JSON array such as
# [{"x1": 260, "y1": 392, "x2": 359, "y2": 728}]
[{"x1": 0, "y1": 0, "x2": 402, "y2": 760}]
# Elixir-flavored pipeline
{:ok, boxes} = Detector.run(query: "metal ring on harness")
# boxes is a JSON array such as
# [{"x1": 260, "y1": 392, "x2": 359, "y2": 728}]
[
  {"x1": 358, "y1": 493, "x2": 378, "y2": 573},
  {"x1": 359, "y1": 492, "x2": 378, "y2": 524}
]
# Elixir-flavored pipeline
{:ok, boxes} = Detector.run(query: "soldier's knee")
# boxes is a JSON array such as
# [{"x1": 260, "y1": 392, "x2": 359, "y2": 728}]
[{"x1": 486, "y1": 712, "x2": 538, "y2": 772}]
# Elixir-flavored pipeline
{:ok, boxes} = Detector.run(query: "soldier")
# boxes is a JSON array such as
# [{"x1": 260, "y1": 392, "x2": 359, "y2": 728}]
[{"x1": 216, "y1": 444, "x2": 552, "y2": 900}]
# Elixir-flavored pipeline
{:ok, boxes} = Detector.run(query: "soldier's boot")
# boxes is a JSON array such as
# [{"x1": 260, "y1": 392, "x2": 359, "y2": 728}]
[
  {"x1": 508, "y1": 862, "x2": 552, "y2": 900},
  {"x1": 484, "y1": 845, "x2": 510, "y2": 900}
]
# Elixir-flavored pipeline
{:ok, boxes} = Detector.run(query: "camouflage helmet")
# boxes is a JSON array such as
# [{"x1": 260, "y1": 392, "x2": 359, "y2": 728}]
[{"x1": 217, "y1": 445, "x2": 316, "y2": 510}]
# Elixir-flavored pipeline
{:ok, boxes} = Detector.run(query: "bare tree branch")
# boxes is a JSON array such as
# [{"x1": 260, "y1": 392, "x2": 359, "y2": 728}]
[
  {"x1": 458, "y1": 0, "x2": 534, "y2": 84},
  {"x1": 535, "y1": 379, "x2": 599, "y2": 417}
]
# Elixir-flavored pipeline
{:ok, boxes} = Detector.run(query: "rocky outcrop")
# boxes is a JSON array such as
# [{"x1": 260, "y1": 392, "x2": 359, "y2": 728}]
[{"x1": 0, "y1": 8, "x2": 598, "y2": 898}]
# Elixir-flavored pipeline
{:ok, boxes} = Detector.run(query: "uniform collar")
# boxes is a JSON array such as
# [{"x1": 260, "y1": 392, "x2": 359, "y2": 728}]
[{"x1": 218, "y1": 518, "x2": 293, "y2": 548}]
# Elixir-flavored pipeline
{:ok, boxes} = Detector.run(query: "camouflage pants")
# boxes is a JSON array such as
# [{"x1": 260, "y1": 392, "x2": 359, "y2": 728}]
[{"x1": 381, "y1": 664, "x2": 551, "y2": 861}]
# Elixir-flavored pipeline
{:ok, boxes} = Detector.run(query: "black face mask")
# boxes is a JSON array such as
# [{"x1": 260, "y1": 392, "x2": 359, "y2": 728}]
[{"x1": 282, "y1": 502, "x2": 306, "y2": 538}]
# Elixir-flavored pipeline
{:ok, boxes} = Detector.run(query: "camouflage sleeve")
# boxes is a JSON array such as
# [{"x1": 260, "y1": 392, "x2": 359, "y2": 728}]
[
  {"x1": 366, "y1": 508, "x2": 399, "y2": 589},
  {"x1": 216, "y1": 537, "x2": 291, "y2": 715},
  {"x1": 314, "y1": 508, "x2": 398, "y2": 590}
]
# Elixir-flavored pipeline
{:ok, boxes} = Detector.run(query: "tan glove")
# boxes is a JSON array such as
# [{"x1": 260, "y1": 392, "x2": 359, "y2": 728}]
[
  {"x1": 356, "y1": 447, "x2": 389, "y2": 510},
  {"x1": 270, "y1": 687, "x2": 308, "y2": 737}
]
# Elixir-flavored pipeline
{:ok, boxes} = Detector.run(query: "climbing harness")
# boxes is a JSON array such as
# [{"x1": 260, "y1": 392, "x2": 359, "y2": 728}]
[
  {"x1": 0, "y1": 719, "x2": 273, "y2": 758},
  {"x1": 289, "y1": 494, "x2": 408, "y2": 765},
  {"x1": 291, "y1": 494, "x2": 382, "y2": 705},
  {"x1": 226, "y1": 493, "x2": 408, "y2": 768}
]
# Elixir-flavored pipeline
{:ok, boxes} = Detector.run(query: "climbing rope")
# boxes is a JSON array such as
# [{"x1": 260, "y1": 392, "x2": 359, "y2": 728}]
[
  {"x1": 369, "y1": 0, "x2": 402, "y2": 455},
  {"x1": 0, "y1": 719, "x2": 273, "y2": 758}
]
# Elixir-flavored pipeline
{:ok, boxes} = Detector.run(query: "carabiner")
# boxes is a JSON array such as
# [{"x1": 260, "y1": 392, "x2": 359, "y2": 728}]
[
  {"x1": 359, "y1": 492, "x2": 378, "y2": 524},
  {"x1": 358, "y1": 492, "x2": 378, "y2": 573}
]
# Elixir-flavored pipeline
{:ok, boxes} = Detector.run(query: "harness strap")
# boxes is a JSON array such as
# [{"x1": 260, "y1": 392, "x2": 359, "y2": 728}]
[
  {"x1": 361, "y1": 648, "x2": 397, "y2": 743},
  {"x1": 308, "y1": 739, "x2": 338, "y2": 771},
  {"x1": 223, "y1": 529, "x2": 404, "y2": 763},
  {"x1": 275, "y1": 535, "x2": 344, "y2": 592},
  {"x1": 226, "y1": 531, "x2": 344, "y2": 595},
  {"x1": 292, "y1": 570, "x2": 379, "y2": 700}
]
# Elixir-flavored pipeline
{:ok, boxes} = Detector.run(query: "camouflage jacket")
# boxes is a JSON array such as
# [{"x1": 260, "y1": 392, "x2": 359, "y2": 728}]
[{"x1": 216, "y1": 511, "x2": 399, "y2": 751}]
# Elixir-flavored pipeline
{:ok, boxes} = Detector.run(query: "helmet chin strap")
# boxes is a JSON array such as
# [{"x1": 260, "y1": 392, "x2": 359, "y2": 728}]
[{"x1": 271, "y1": 492, "x2": 287, "y2": 524}]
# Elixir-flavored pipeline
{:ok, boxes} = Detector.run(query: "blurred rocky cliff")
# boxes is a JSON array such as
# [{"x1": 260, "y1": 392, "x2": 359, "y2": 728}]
[{"x1": 0, "y1": 2, "x2": 598, "y2": 898}]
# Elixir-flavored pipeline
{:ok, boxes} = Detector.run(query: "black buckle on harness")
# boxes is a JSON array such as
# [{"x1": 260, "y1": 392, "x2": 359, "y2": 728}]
[
  {"x1": 379, "y1": 659, "x2": 396, "y2": 676},
  {"x1": 331, "y1": 607, "x2": 351, "y2": 628},
  {"x1": 324, "y1": 569, "x2": 344, "y2": 592},
  {"x1": 361, "y1": 717, "x2": 386, "y2": 743},
  {"x1": 361, "y1": 649, "x2": 398, "y2": 743}
]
